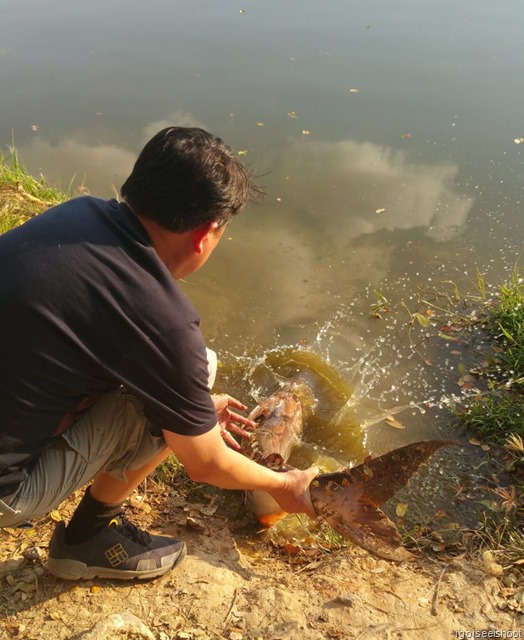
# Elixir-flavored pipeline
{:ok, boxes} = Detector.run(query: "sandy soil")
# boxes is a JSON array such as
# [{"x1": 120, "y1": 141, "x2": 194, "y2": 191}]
[{"x1": 1, "y1": 480, "x2": 523, "y2": 640}]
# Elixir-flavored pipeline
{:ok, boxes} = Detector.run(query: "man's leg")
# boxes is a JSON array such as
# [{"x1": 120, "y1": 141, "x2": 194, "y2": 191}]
[
  {"x1": 0, "y1": 388, "x2": 184, "y2": 580},
  {"x1": 91, "y1": 448, "x2": 171, "y2": 503},
  {"x1": 4, "y1": 349, "x2": 218, "y2": 580},
  {"x1": 61, "y1": 447, "x2": 171, "y2": 545},
  {"x1": 43, "y1": 392, "x2": 186, "y2": 581}
]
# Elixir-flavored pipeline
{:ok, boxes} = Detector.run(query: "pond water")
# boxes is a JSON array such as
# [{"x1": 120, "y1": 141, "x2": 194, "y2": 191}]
[{"x1": 1, "y1": 1, "x2": 523, "y2": 504}]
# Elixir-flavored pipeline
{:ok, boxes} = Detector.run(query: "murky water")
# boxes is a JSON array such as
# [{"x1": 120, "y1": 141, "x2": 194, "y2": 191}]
[{"x1": 1, "y1": 0, "x2": 522, "y2": 521}]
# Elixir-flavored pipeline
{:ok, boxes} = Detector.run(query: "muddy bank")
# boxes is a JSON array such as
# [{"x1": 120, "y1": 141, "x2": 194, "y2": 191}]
[{"x1": 1, "y1": 483, "x2": 522, "y2": 640}]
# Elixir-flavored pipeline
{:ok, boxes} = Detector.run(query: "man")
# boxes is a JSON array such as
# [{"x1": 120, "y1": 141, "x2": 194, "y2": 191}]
[{"x1": 0, "y1": 127, "x2": 318, "y2": 581}]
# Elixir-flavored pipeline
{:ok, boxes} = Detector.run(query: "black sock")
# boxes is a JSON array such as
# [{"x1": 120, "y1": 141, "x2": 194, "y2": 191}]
[{"x1": 64, "y1": 487, "x2": 124, "y2": 545}]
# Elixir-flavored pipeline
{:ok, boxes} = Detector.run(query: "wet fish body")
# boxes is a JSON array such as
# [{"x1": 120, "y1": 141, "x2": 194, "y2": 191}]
[
  {"x1": 241, "y1": 381, "x2": 313, "y2": 525},
  {"x1": 243, "y1": 383, "x2": 457, "y2": 561}
]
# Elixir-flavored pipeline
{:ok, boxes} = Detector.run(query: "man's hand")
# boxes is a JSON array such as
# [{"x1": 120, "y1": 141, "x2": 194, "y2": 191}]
[
  {"x1": 163, "y1": 426, "x2": 319, "y2": 518},
  {"x1": 268, "y1": 466, "x2": 319, "y2": 518},
  {"x1": 211, "y1": 393, "x2": 255, "y2": 450}
]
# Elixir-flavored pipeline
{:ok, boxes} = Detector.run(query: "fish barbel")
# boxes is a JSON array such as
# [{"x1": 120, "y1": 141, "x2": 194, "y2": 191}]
[{"x1": 241, "y1": 382, "x2": 458, "y2": 561}]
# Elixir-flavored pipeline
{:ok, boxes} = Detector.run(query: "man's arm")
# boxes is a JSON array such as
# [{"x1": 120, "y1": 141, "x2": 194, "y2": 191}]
[{"x1": 162, "y1": 426, "x2": 318, "y2": 517}]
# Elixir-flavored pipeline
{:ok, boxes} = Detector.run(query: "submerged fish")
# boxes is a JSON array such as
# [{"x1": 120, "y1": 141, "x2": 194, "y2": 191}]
[{"x1": 241, "y1": 381, "x2": 457, "y2": 561}]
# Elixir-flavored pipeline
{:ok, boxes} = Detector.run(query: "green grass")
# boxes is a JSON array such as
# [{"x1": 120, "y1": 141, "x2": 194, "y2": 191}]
[
  {"x1": 457, "y1": 268, "x2": 524, "y2": 443},
  {"x1": 452, "y1": 269, "x2": 524, "y2": 565},
  {"x1": 0, "y1": 146, "x2": 68, "y2": 233},
  {"x1": 486, "y1": 269, "x2": 524, "y2": 385}
]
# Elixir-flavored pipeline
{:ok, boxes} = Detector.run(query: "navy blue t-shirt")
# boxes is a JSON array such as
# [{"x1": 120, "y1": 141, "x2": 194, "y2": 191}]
[{"x1": 0, "y1": 196, "x2": 218, "y2": 496}]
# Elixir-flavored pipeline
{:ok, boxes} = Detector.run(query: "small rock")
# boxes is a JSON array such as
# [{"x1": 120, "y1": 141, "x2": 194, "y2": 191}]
[
  {"x1": 71, "y1": 611, "x2": 154, "y2": 639},
  {"x1": 333, "y1": 593, "x2": 358, "y2": 607},
  {"x1": 22, "y1": 546, "x2": 41, "y2": 561}
]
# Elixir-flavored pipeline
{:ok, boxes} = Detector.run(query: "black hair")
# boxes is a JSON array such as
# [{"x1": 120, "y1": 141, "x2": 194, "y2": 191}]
[{"x1": 121, "y1": 127, "x2": 260, "y2": 232}]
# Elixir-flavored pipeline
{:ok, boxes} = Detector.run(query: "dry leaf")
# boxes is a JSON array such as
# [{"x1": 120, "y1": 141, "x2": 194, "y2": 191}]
[
  {"x1": 396, "y1": 503, "x2": 408, "y2": 517},
  {"x1": 284, "y1": 542, "x2": 301, "y2": 555},
  {"x1": 386, "y1": 417, "x2": 405, "y2": 429}
]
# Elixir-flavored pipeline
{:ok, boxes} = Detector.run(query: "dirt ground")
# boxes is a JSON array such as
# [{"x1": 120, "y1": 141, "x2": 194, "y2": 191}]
[{"x1": 1, "y1": 479, "x2": 523, "y2": 640}]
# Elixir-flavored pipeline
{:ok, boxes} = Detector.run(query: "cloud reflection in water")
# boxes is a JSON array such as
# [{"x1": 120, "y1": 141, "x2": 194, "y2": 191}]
[{"x1": 16, "y1": 124, "x2": 475, "y2": 338}]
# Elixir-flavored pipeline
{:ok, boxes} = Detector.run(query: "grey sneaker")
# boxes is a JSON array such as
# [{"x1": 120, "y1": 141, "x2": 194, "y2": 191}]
[{"x1": 47, "y1": 516, "x2": 186, "y2": 580}]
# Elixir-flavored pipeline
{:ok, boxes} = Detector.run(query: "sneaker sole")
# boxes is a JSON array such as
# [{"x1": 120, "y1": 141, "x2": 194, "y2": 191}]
[{"x1": 46, "y1": 543, "x2": 187, "y2": 581}]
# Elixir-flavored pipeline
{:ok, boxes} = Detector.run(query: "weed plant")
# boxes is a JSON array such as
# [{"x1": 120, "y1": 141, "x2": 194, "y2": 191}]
[
  {"x1": 454, "y1": 269, "x2": 524, "y2": 565},
  {"x1": 458, "y1": 269, "x2": 524, "y2": 443},
  {"x1": 0, "y1": 146, "x2": 67, "y2": 233}
]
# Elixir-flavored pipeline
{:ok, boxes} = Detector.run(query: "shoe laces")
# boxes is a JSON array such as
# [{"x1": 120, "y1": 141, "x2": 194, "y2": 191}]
[{"x1": 109, "y1": 515, "x2": 152, "y2": 546}]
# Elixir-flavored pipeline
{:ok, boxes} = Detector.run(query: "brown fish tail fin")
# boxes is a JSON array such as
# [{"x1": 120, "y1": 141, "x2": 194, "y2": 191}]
[
  {"x1": 309, "y1": 440, "x2": 459, "y2": 561},
  {"x1": 341, "y1": 439, "x2": 459, "y2": 505}
]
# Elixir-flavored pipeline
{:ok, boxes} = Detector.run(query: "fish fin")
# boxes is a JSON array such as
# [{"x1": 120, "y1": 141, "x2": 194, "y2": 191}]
[
  {"x1": 341, "y1": 440, "x2": 458, "y2": 505},
  {"x1": 327, "y1": 504, "x2": 413, "y2": 562},
  {"x1": 309, "y1": 441, "x2": 458, "y2": 562},
  {"x1": 258, "y1": 511, "x2": 288, "y2": 527},
  {"x1": 310, "y1": 479, "x2": 412, "y2": 561}
]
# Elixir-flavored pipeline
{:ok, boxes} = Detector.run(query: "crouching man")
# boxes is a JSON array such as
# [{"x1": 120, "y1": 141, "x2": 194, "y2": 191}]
[{"x1": 0, "y1": 127, "x2": 318, "y2": 580}]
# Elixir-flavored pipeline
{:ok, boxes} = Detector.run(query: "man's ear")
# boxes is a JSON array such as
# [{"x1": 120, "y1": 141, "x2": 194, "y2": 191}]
[{"x1": 192, "y1": 222, "x2": 219, "y2": 254}]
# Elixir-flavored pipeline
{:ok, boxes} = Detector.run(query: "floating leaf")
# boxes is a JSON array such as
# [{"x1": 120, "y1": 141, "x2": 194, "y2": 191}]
[
  {"x1": 375, "y1": 208, "x2": 386, "y2": 214},
  {"x1": 302, "y1": 130, "x2": 311, "y2": 135},
  {"x1": 256, "y1": 122, "x2": 264, "y2": 127},
  {"x1": 237, "y1": 150, "x2": 248, "y2": 156},
  {"x1": 288, "y1": 111, "x2": 298, "y2": 119},
  {"x1": 413, "y1": 312, "x2": 430, "y2": 327},
  {"x1": 349, "y1": 88, "x2": 360, "y2": 93},
  {"x1": 385, "y1": 416, "x2": 405, "y2": 429},
  {"x1": 402, "y1": 133, "x2": 412, "y2": 139},
  {"x1": 396, "y1": 503, "x2": 408, "y2": 517},
  {"x1": 437, "y1": 332, "x2": 461, "y2": 342}
]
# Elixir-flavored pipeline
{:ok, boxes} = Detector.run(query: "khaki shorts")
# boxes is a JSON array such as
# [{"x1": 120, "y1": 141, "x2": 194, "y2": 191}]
[{"x1": 0, "y1": 349, "x2": 217, "y2": 528}]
